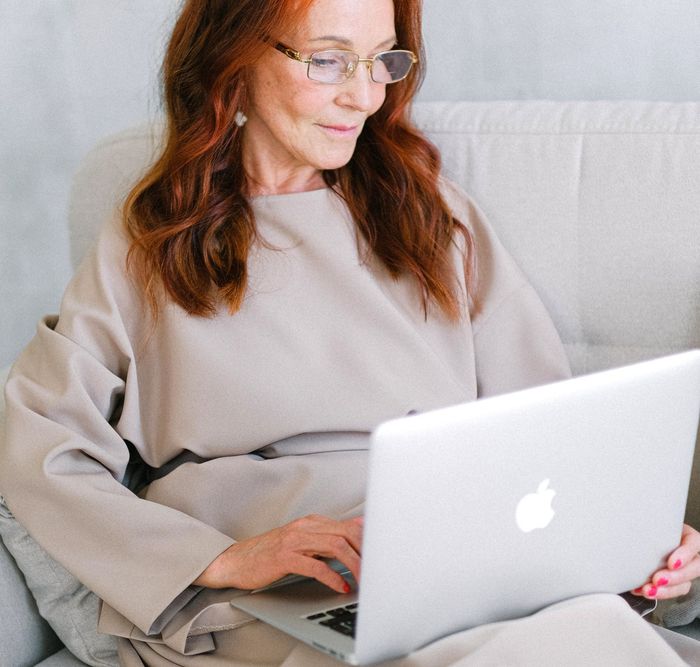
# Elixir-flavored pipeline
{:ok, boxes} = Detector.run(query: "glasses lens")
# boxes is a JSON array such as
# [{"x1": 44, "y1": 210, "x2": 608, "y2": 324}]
[
  {"x1": 372, "y1": 50, "x2": 415, "y2": 83},
  {"x1": 309, "y1": 50, "x2": 358, "y2": 83}
]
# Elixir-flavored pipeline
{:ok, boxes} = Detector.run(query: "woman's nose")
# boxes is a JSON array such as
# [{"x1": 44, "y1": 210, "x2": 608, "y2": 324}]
[{"x1": 337, "y1": 63, "x2": 380, "y2": 111}]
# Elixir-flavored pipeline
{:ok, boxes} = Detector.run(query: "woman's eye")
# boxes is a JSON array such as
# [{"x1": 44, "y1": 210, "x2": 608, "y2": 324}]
[{"x1": 314, "y1": 57, "x2": 342, "y2": 68}]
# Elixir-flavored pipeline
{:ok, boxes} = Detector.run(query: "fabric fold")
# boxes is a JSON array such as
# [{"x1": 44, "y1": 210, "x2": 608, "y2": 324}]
[{"x1": 99, "y1": 588, "x2": 257, "y2": 656}]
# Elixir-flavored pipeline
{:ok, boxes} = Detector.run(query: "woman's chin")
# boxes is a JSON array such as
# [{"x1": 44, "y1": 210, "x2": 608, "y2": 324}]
[{"x1": 315, "y1": 148, "x2": 358, "y2": 171}]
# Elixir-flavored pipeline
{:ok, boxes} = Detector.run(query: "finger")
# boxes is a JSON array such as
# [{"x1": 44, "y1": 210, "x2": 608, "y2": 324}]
[
  {"x1": 287, "y1": 554, "x2": 354, "y2": 594},
  {"x1": 339, "y1": 518, "x2": 364, "y2": 555},
  {"x1": 666, "y1": 524, "x2": 700, "y2": 572},
  {"x1": 653, "y1": 556, "x2": 700, "y2": 588},
  {"x1": 629, "y1": 584, "x2": 650, "y2": 596},
  {"x1": 319, "y1": 516, "x2": 364, "y2": 555},
  {"x1": 308, "y1": 534, "x2": 362, "y2": 585},
  {"x1": 645, "y1": 581, "x2": 692, "y2": 600},
  {"x1": 681, "y1": 523, "x2": 700, "y2": 548},
  {"x1": 281, "y1": 530, "x2": 362, "y2": 585},
  {"x1": 295, "y1": 515, "x2": 364, "y2": 558}
]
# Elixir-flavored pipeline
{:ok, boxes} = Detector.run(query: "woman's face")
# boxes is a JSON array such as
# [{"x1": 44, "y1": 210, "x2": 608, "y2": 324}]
[{"x1": 243, "y1": 0, "x2": 395, "y2": 192}]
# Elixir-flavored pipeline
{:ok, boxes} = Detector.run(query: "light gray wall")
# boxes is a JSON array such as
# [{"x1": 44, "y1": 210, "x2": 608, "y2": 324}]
[
  {"x1": 420, "y1": 0, "x2": 700, "y2": 101},
  {"x1": 1, "y1": 0, "x2": 177, "y2": 369},
  {"x1": 2, "y1": 0, "x2": 700, "y2": 369}
]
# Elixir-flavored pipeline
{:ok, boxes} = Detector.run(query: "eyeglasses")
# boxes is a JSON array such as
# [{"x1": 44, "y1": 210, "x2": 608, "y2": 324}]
[{"x1": 274, "y1": 42, "x2": 418, "y2": 85}]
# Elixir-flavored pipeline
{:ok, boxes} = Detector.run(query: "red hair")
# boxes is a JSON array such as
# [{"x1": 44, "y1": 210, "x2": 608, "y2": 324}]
[{"x1": 123, "y1": 0, "x2": 476, "y2": 321}]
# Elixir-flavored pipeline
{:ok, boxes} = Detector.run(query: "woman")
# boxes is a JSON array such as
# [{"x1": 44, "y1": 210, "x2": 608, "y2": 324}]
[{"x1": 1, "y1": 0, "x2": 699, "y2": 664}]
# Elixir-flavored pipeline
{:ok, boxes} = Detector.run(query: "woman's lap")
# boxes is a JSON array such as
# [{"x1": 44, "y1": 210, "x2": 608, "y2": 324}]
[{"x1": 119, "y1": 594, "x2": 691, "y2": 667}]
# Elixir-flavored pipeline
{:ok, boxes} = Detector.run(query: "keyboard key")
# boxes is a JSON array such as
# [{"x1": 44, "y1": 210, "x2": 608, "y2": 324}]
[
  {"x1": 308, "y1": 604, "x2": 358, "y2": 638},
  {"x1": 328, "y1": 608, "x2": 353, "y2": 618}
]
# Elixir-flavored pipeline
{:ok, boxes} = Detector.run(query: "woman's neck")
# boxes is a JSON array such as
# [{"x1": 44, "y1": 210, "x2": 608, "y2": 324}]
[
  {"x1": 242, "y1": 147, "x2": 326, "y2": 196},
  {"x1": 245, "y1": 170, "x2": 326, "y2": 196}
]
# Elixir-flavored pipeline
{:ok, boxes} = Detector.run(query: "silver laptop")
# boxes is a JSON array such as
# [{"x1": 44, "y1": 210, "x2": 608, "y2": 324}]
[{"x1": 231, "y1": 350, "x2": 700, "y2": 665}]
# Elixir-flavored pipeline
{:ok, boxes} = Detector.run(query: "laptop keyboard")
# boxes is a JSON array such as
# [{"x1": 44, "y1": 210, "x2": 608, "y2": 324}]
[{"x1": 305, "y1": 603, "x2": 358, "y2": 637}]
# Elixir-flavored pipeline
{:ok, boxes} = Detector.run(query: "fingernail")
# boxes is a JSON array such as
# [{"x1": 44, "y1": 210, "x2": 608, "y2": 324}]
[
  {"x1": 647, "y1": 586, "x2": 658, "y2": 597},
  {"x1": 657, "y1": 578, "x2": 669, "y2": 587},
  {"x1": 673, "y1": 559, "x2": 683, "y2": 570},
  {"x1": 343, "y1": 582, "x2": 351, "y2": 594},
  {"x1": 632, "y1": 587, "x2": 644, "y2": 594}
]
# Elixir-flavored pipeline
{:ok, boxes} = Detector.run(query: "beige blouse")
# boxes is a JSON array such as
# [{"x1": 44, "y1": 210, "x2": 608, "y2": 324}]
[{"x1": 0, "y1": 182, "x2": 570, "y2": 649}]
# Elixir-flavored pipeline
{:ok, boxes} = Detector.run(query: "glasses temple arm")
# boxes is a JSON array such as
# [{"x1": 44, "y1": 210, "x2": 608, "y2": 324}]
[{"x1": 274, "y1": 42, "x2": 305, "y2": 63}]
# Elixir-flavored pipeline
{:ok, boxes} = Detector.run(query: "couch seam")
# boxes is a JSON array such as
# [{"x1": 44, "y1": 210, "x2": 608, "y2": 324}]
[{"x1": 418, "y1": 127, "x2": 700, "y2": 136}]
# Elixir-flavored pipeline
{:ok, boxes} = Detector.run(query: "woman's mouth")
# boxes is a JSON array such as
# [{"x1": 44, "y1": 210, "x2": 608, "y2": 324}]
[{"x1": 317, "y1": 124, "x2": 360, "y2": 138}]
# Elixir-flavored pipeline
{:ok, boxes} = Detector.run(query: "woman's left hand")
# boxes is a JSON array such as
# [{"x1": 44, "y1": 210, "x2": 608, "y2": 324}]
[{"x1": 631, "y1": 523, "x2": 700, "y2": 600}]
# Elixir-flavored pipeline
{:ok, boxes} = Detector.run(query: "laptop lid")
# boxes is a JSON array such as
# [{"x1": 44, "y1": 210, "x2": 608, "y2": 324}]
[{"x1": 354, "y1": 350, "x2": 700, "y2": 664}]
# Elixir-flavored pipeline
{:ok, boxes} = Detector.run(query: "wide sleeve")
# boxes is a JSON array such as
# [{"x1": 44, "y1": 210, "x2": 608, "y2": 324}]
[
  {"x1": 0, "y1": 215, "x2": 234, "y2": 636},
  {"x1": 442, "y1": 180, "x2": 572, "y2": 397}
]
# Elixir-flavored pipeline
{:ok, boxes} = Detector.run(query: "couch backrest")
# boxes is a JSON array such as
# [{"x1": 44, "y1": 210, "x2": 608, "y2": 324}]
[
  {"x1": 413, "y1": 101, "x2": 700, "y2": 374},
  {"x1": 69, "y1": 101, "x2": 700, "y2": 377}
]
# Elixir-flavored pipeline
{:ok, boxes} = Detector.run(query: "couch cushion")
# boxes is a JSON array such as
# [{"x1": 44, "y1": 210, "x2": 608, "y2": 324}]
[
  {"x1": 0, "y1": 526, "x2": 63, "y2": 667},
  {"x1": 35, "y1": 647, "x2": 90, "y2": 667},
  {"x1": 68, "y1": 125, "x2": 162, "y2": 270},
  {"x1": 412, "y1": 101, "x2": 700, "y2": 375}
]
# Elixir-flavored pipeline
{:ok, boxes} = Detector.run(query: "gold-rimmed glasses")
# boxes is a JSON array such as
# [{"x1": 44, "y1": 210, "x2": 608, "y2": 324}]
[{"x1": 274, "y1": 42, "x2": 418, "y2": 84}]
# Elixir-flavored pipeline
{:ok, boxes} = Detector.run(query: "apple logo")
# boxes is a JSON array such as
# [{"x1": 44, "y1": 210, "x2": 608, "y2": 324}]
[{"x1": 515, "y1": 479, "x2": 556, "y2": 533}]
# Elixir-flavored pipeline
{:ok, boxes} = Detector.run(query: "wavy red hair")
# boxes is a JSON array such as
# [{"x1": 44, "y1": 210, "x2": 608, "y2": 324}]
[{"x1": 123, "y1": 0, "x2": 476, "y2": 321}]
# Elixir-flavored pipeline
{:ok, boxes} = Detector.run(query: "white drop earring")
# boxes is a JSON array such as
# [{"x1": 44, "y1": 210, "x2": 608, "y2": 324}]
[{"x1": 234, "y1": 111, "x2": 248, "y2": 127}]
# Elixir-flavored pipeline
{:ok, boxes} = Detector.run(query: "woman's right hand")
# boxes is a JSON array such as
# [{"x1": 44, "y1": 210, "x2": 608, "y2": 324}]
[{"x1": 193, "y1": 514, "x2": 363, "y2": 594}]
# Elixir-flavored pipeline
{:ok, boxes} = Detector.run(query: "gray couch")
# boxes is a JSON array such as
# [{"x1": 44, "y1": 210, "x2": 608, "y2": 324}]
[{"x1": 2, "y1": 100, "x2": 700, "y2": 665}]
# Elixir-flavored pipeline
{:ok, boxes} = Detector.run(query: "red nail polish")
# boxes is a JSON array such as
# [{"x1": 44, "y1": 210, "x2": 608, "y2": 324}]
[
  {"x1": 343, "y1": 582, "x2": 351, "y2": 594},
  {"x1": 648, "y1": 586, "x2": 658, "y2": 597},
  {"x1": 657, "y1": 578, "x2": 669, "y2": 587},
  {"x1": 632, "y1": 587, "x2": 644, "y2": 594},
  {"x1": 673, "y1": 559, "x2": 683, "y2": 570}
]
